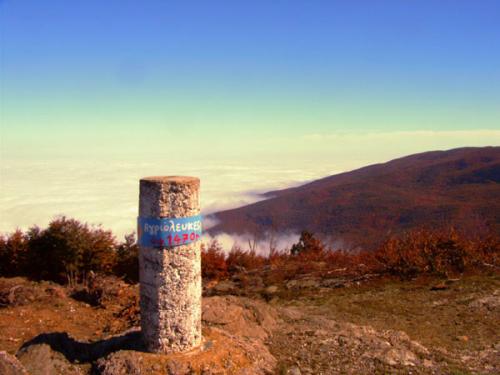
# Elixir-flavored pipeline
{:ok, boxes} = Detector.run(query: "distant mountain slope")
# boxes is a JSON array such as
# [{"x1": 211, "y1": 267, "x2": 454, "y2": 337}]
[{"x1": 208, "y1": 147, "x2": 500, "y2": 248}]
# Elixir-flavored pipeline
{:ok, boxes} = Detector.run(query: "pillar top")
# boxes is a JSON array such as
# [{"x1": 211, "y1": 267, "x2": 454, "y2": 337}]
[{"x1": 140, "y1": 176, "x2": 200, "y2": 186}]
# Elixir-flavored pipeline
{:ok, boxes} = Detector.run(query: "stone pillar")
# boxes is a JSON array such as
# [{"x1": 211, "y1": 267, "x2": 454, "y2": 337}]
[{"x1": 138, "y1": 176, "x2": 202, "y2": 353}]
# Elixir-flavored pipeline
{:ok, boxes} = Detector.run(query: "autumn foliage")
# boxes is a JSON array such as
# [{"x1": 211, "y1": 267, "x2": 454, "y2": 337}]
[
  {"x1": 1, "y1": 217, "x2": 498, "y2": 286},
  {"x1": 374, "y1": 227, "x2": 500, "y2": 278},
  {"x1": 200, "y1": 240, "x2": 228, "y2": 280},
  {"x1": 0, "y1": 217, "x2": 137, "y2": 285},
  {"x1": 202, "y1": 228, "x2": 499, "y2": 282}
]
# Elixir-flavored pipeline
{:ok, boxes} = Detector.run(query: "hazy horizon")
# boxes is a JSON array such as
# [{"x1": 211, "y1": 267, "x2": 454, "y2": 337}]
[{"x1": 2, "y1": 142, "x2": 499, "y2": 241}]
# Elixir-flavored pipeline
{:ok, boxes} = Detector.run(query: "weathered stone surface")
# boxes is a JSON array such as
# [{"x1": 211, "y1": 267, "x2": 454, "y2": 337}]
[
  {"x1": 95, "y1": 326, "x2": 276, "y2": 375},
  {"x1": 0, "y1": 277, "x2": 66, "y2": 308},
  {"x1": 203, "y1": 296, "x2": 278, "y2": 341},
  {"x1": 93, "y1": 295, "x2": 281, "y2": 374},
  {"x1": 0, "y1": 351, "x2": 29, "y2": 375},
  {"x1": 469, "y1": 293, "x2": 500, "y2": 311},
  {"x1": 139, "y1": 176, "x2": 202, "y2": 353},
  {"x1": 271, "y1": 308, "x2": 435, "y2": 374},
  {"x1": 95, "y1": 351, "x2": 143, "y2": 375},
  {"x1": 139, "y1": 176, "x2": 200, "y2": 218},
  {"x1": 16, "y1": 344, "x2": 83, "y2": 375}
]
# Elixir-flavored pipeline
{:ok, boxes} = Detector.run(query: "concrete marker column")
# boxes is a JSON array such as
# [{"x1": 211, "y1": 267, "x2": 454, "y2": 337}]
[{"x1": 138, "y1": 176, "x2": 202, "y2": 353}]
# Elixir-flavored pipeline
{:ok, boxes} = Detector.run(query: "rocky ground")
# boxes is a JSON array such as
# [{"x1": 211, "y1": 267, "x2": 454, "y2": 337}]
[{"x1": 0, "y1": 271, "x2": 499, "y2": 374}]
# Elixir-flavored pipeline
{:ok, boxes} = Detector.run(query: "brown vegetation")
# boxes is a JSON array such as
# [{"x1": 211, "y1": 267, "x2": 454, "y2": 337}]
[
  {"x1": 0, "y1": 217, "x2": 138, "y2": 286},
  {"x1": 374, "y1": 227, "x2": 500, "y2": 278},
  {"x1": 1, "y1": 217, "x2": 498, "y2": 289},
  {"x1": 202, "y1": 228, "x2": 500, "y2": 283}
]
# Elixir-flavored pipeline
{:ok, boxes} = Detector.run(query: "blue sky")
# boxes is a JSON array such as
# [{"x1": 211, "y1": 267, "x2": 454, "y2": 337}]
[
  {"x1": 1, "y1": 0, "x2": 499, "y2": 157},
  {"x1": 0, "y1": 1, "x2": 499, "y2": 235}
]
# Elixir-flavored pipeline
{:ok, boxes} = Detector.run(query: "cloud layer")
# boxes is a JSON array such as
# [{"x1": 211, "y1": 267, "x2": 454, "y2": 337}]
[
  {"x1": 1, "y1": 130, "x2": 497, "y2": 242},
  {"x1": 0, "y1": 157, "x2": 336, "y2": 240}
]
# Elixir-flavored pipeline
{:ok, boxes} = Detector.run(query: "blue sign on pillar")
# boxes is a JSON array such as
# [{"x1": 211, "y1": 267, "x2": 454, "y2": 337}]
[{"x1": 137, "y1": 215, "x2": 202, "y2": 248}]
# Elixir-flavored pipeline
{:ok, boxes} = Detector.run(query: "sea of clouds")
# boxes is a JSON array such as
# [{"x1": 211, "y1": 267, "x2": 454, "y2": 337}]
[
  {"x1": 0, "y1": 157, "x2": 338, "y2": 253},
  {"x1": 2, "y1": 129, "x2": 497, "y2": 254}
]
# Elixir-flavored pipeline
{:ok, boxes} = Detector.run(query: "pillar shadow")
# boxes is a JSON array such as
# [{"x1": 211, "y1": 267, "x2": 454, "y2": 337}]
[{"x1": 18, "y1": 329, "x2": 146, "y2": 363}]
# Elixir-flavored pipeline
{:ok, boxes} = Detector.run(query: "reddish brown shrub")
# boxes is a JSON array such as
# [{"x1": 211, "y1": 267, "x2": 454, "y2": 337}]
[
  {"x1": 114, "y1": 233, "x2": 139, "y2": 283},
  {"x1": 2, "y1": 216, "x2": 497, "y2": 286},
  {"x1": 374, "y1": 227, "x2": 499, "y2": 278},
  {"x1": 0, "y1": 229, "x2": 28, "y2": 276},
  {"x1": 201, "y1": 240, "x2": 228, "y2": 280},
  {"x1": 226, "y1": 246, "x2": 266, "y2": 273}
]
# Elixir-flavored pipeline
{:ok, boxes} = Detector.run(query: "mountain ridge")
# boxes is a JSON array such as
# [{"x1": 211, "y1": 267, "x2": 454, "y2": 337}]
[{"x1": 208, "y1": 147, "x2": 500, "y2": 248}]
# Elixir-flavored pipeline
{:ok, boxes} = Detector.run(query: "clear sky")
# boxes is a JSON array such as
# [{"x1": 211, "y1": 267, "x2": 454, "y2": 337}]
[
  {"x1": 0, "y1": 1, "x2": 499, "y2": 236},
  {"x1": 1, "y1": 0, "x2": 499, "y2": 159}
]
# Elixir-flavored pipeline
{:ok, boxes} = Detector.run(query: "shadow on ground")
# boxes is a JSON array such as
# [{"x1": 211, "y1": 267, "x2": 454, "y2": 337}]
[{"x1": 18, "y1": 329, "x2": 145, "y2": 363}]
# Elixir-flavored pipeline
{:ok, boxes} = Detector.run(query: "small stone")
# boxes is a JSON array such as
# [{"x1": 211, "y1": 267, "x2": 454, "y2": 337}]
[
  {"x1": 337, "y1": 335, "x2": 348, "y2": 347},
  {"x1": 265, "y1": 285, "x2": 279, "y2": 294},
  {"x1": 287, "y1": 365, "x2": 302, "y2": 375},
  {"x1": 461, "y1": 355, "x2": 472, "y2": 362},
  {"x1": 201, "y1": 365, "x2": 214, "y2": 374},
  {"x1": 430, "y1": 283, "x2": 448, "y2": 291},
  {"x1": 203, "y1": 340, "x2": 214, "y2": 350},
  {"x1": 166, "y1": 359, "x2": 191, "y2": 375},
  {"x1": 382, "y1": 348, "x2": 418, "y2": 367},
  {"x1": 213, "y1": 280, "x2": 237, "y2": 294},
  {"x1": 423, "y1": 359, "x2": 434, "y2": 368}
]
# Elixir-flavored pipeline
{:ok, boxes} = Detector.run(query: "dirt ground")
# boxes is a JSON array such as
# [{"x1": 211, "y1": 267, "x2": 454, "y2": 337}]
[
  {"x1": 269, "y1": 273, "x2": 500, "y2": 374},
  {"x1": 0, "y1": 272, "x2": 499, "y2": 374}
]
